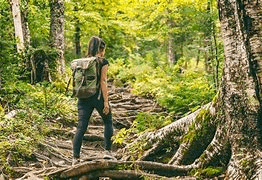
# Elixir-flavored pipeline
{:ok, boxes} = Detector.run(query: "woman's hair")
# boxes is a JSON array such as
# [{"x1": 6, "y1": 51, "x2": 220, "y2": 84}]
[{"x1": 87, "y1": 36, "x2": 106, "y2": 57}]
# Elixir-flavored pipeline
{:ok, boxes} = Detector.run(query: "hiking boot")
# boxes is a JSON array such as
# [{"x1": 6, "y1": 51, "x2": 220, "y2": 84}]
[
  {"x1": 103, "y1": 150, "x2": 116, "y2": 160},
  {"x1": 72, "y1": 157, "x2": 81, "y2": 166}
]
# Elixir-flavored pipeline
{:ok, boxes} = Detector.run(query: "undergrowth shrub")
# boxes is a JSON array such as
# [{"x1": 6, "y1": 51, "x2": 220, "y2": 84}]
[
  {"x1": 0, "y1": 80, "x2": 77, "y2": 175},
  {"x1": 108, "y1": 56, "x2": 215, "y2": 116},
  {"x1": 134, "y1": 112, "x2": 172, "y2": 132}
]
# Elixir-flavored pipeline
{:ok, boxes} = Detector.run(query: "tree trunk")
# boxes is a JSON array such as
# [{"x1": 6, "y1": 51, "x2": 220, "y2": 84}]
[
  {"x1": 212, "y1": 25, "x2": 219, "y2": 91},
  {"x1": 10, "y1": 0, "x2": 24, "y2": 53},
  {"x1": 30, "y1": 49, "x2": 52, "y2": 84},
  {"x1": 75, "y1": 19, "x2": 81, "y2": 58},
  {"x1": 50, "y1": 0, "x2": 65, "y2": 75},
  {"x1": 218, "y1": 0, "x2": 262, "y2": 178},
  {"x1": 167, "y1": 19, "x2": 176, "y2": 66},
  {"x1": 20, "y1": 0, "x2": 30, "y2": 50}
]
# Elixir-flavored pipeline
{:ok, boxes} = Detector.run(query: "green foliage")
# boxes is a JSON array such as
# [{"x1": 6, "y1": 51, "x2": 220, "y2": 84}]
[
  {"x1": 133, "y1": 112, "x2": 172, "y2": 132},
  {"x1": 109, "y1": 57, "x2": 215, "y2": 115},
  {"x1": 25, "y1": 47, "x2": 60, "y2": 79},
  {"x1": 0, "y1": 0, "x2": 20, "y2": 83},
  {"x1": 128, "y1": 138, "x2": 148, "y2": 160},
  {"x1": 112, "y1": 127, "x2": 134, "y2": 145},
  {"x1": 28, "y1": 0, "x2": 50, "y2": 47},
  {"x1": 183, "y1": 108, "x2": 214, "y2": 144},
  {"x1": 15, "y1": 81, "x2": 76, "y2": 122},
  {"x1": 0, "y1": 81, "x2": 77, "y2": 173},
  {"x1": 0, "y1": 111, "x2": 45, "y2": 173}
]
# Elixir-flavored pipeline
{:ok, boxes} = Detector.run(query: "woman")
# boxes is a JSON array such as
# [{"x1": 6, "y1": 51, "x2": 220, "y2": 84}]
[{"x1": 72, "y1": 36, "x2": 114, "y2": 165}]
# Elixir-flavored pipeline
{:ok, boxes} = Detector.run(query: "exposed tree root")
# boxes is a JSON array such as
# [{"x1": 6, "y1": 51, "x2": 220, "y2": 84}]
[
  {"x1": 253, "y1": 150, "x2": 262, "y2": 179},
  {"x1": 47, "y1": 159, "x2": 197, "y2": 179},
  {"x1": 39, "y1": 143, "x2": 71, "y2": 164},
  {"x1": 83, "y1": 134, "x2": 104, "y2": 141},
  {"x1": 120, "y1": 103, "x2": 212, "y2": 161},
  {"x1": 168, "y1": 105, "x2": 218, "y2": 165},
  {"x1": 193, "y1": 127, "x2": 229, "y2": 168},
  {"x1": 81, "y1": 170, "x2": 177, "y2": 180}
]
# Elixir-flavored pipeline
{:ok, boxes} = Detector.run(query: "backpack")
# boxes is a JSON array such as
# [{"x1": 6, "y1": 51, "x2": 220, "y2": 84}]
[{"x1": 70, "y1": 57, "x2": 100, "y2": 98}]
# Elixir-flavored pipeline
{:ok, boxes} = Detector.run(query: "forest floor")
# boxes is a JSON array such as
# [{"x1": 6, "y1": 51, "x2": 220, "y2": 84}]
[{"x1": 9, "y1": 83, "x2": 199, "y2": 180}]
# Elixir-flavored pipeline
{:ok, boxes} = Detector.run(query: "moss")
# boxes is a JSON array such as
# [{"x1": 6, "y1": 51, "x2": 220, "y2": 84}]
[
  {"x1": 115, "y1": 164, "x2": 133, "y2": 170},
  {"x1": 0, "y1": 105, "x2": 4, "y2": 116},
  {"x1": 189, "y1": 167, "x2": 225, "y2": 178},
  {"x1": 212, "y1": 91, "x2": 219, "y2": 105},
  {"x1": 240, "y1": 158, "x2": 255, "y2": 179},
  {"x1": 180, "y1": 108, "x2": 217, "y2": 164},
  {"x1": 247, "y1": 95, "x2": 260, "y2": 107},
  {"x1": 240, "y1": 159, "x2": 250, "y2": 167},
  {"x1": 183, "y1": 108, "x2": 213, "y2": 144}
]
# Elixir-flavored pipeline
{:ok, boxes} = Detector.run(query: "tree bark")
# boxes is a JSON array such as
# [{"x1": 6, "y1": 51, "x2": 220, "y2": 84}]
[
  {"x1": 74, "y1": 5, "x2": 81, "y2": 58},
  {"x1": 218, "y1": 0, "x2": 262, "y2": 178},
  {"x1": 50, "y1": 0, "x2": 65, "y2": 75},
  {"x1": 75, "y1": 19, "x2": 81, "y2": 58},
  {"x1": 20, "y1": 0, "x2": 30, "y2": 50},
  {"x1": 212, "y1": 25, "x2": 219, "y2": 91},
  {"x1": 9, "y1": 0, "x2": 24, "y2": 53},
  {"x1": 48, "y1": 160, "x2": 193, "y2": 178}
]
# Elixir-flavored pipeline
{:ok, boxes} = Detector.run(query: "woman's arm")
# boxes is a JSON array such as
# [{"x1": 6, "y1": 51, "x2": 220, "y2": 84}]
[{"x1": 100, "y1": 64, "x2": 109, "y2": 115}]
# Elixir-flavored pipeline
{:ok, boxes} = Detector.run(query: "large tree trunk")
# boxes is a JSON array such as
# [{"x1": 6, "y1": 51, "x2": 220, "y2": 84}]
[
  {"x1": 50, "y1": 0, "x2": 65, "y2": 75},
  {"x1": 218, "y1": 0, "x2": 262, "y2": 178},
  {"x1": 10, "y1": 0, "x2": 24, "y2": 53},
  {"x1": 21, "y1": 0, "x2": 30, "y2": 50}
]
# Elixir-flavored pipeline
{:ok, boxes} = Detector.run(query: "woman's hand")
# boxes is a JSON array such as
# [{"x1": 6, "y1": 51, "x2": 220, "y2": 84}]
[{"x1": 103, "y1": 102, "x2": 110, "y2": 115}]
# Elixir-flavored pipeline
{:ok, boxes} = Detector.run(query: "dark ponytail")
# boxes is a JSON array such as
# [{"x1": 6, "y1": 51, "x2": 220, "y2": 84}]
[{"x1": 87, "y1": 36, "x2": 106, "y2": 57}]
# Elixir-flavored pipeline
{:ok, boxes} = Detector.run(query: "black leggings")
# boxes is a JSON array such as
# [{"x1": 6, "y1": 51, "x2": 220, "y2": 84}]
[{"x1": 73, "y1": 94, "x2": 113, "y2": 158}]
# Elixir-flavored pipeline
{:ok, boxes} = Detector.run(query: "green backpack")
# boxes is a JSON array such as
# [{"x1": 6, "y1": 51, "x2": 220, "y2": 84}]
[{"x1": 70, "y1": 57, "x2": 100, "y2": 98}]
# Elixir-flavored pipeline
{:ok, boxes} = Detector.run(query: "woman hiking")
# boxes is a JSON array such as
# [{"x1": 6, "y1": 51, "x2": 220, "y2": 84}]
[{"x1": 72, "y1": 36, "x2": 115, "y2": 165}]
